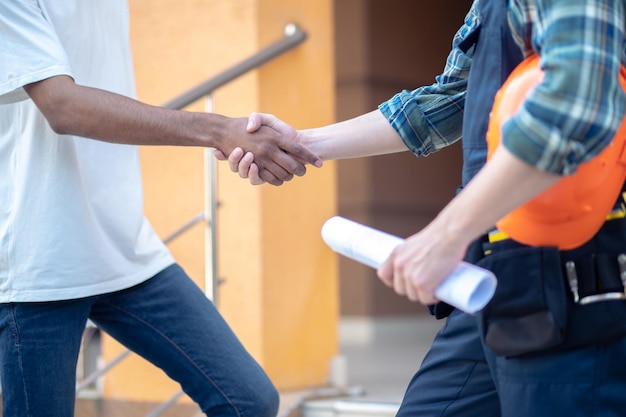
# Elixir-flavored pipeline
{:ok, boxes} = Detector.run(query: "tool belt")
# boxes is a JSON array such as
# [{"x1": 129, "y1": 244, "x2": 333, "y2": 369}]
[{"x1": 472, "y1": 198, "x2": 626, "y2": 358}]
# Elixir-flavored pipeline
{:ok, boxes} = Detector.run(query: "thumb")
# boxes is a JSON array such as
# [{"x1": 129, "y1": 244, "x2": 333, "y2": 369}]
[
  {"x1": 213, "y1": 149, "x2": 227, "y2": 160},
  {"x1": 246, "y1": 112, "x2": 263, "y2": 132}
]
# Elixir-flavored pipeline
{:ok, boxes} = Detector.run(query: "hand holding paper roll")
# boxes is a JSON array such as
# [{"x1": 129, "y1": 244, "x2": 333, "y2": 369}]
[{"x1": 321, "y1": 216, "x2": 497, "y2": 314}]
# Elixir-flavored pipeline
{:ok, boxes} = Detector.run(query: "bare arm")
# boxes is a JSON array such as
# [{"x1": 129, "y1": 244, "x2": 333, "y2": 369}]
[
  {"x1": 297, "y1": 110, "x2": 408, "y2": 160},
  {"x1": 215, "y1": 110, "x2": 406, "y2": 184},
  {"x1": 24, "y1": 75, "x2": 322, "y2": 185},
  {"x1": 379, "y1": 146, "x2": 561, "y2": 304}
]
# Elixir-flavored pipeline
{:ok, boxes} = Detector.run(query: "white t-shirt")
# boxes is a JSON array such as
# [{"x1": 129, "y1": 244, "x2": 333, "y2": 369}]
[{"x1": 0, "y1": 0, "x2": 175, "y2": 302}]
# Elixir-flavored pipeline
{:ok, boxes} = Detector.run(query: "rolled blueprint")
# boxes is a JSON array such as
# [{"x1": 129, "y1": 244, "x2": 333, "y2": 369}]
[{"x1": 321, "y1": 216, "x2": 497, "y2": 314}]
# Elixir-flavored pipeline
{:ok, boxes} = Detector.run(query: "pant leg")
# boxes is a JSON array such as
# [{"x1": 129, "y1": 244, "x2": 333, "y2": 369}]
[
  {"x1": 0, "y1": 300, "x2": 91, "y2": 417},
  {"x1": 396, "y1": 309, "x2": 500, "y2": 417},
  {"x1": 89, "y1": 264, "x2": 278, "y2": 417},
  {"x1": 494, "y1": 337, "x2": 626, "y2": 417}
]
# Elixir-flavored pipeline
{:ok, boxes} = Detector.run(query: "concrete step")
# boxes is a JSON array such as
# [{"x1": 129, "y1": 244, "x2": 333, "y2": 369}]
[
  {"x1": 301, "y1": 399, "x2": 399, "y2": 417},
  {"x1": 278, "y1": 387, "x2": 399, "y2": 417}
]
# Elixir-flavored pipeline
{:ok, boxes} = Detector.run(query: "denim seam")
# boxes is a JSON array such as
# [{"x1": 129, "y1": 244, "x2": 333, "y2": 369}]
[{"x1": 9, "y1": 305, "x2": 33, "y2": 417}]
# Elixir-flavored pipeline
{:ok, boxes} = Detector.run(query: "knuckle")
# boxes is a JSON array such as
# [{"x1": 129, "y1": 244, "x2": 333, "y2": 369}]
[
  {"x1": 278, "y1": 172, "x2": 293, "y2": 182},
  {"x1": 261, "y1": 142, "x2": 275, "y2": 153},
  {"x1": 290, "y1": 142, "x2": 303, "y2": 154},
  {"x1": 292, "y1": 163, "x2": 305, "y2": 176}
]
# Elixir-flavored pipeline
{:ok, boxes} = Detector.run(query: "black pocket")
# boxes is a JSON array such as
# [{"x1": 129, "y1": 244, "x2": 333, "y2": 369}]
[{"x1": 476, "y1": 243, "x2": 569, "y2": 357}]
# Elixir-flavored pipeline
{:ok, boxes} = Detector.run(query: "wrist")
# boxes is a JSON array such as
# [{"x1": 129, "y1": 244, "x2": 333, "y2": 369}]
[
  {"x1": 299, "y1": 129, "x2": 328, "y2": 161},
  {"x1": 196, "y1": 112, "x2": 233, "y2": 150},
  {"x1": 435, "y1": 197, "x2": 488, "y2": 249}
]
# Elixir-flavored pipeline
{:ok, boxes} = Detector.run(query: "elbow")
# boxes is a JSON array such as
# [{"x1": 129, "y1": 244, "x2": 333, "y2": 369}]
[
  {"x1": 33, "y1": 92, "x2": 76, "y2": 135},
  {"x1": 44, "y1": 106, "x2": 74, "y2": 135},
  {"x1": 23, "y1": 76, "x2": 78, "y2": 135}
]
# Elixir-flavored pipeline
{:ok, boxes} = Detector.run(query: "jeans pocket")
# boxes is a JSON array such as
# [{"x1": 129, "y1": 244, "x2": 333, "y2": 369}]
[{"x1": 476, "y1": 245, "x2": 569, "y2": 357}]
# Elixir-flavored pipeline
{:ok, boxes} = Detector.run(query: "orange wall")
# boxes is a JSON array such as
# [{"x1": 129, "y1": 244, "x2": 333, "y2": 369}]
[{"x1": 101, "y1": 0, "x2": 337, "y2": 402}]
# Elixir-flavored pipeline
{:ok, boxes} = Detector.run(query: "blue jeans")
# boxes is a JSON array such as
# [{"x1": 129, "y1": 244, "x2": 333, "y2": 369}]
[{"x1": 0, "y1": 264, "x2": 278, "y2": 417}]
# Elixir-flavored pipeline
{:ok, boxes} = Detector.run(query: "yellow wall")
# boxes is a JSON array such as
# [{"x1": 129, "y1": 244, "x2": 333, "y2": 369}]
[{"x1": 100, "y1": 0, "x2": 337, "y2": 402}]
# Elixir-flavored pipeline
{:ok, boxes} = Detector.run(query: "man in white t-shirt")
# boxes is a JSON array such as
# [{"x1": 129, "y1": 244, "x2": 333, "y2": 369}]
[{"x1": 0, "y1": 2, "x2": 321, "y2": 416}]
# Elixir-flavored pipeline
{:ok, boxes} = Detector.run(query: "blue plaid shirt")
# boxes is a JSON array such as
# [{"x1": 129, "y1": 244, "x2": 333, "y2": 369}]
[{"x1": 379, "y1": 0, "x2": 626, "y2": 175}]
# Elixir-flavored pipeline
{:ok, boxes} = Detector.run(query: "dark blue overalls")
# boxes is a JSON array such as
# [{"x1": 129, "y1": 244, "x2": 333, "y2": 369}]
[{"x1": 396, "y1": 0, "x2": 626, "y2": 416}]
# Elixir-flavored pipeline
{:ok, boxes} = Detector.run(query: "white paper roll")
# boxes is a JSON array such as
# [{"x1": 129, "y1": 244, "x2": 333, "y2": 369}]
[{"x1": 321, "y1": 216, "x2": 497, "y2": 314}]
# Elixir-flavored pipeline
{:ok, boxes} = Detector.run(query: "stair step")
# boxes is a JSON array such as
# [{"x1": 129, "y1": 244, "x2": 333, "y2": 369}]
[{"x1": 301, "y1": 399, "x2": 399, "y2": 417}]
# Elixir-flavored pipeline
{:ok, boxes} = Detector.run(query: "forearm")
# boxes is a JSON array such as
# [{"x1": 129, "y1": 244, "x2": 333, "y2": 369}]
[
  {"x1": 299, "y1": 110, "x2": 407, "y2": 160},
  {"x1": 24, "y1": 75, "x2": 232, "y2": 148},
  {"x1": 436, "y1": 146, "x2": 561, "y2": 246}
]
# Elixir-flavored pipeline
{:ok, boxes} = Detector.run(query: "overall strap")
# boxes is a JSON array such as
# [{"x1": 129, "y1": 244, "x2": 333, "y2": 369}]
[{"x1": 460, "y1": 0, "x2": 523, "y2": 187}]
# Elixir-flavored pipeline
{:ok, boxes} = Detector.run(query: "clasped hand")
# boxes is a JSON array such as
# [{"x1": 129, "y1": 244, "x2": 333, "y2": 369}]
[
  {"x1": 216, "y1": 113, "x2": 321, "y2": 186},
  {"x1": 378, "y1": 220, "x2": 468, "y2": 306}
]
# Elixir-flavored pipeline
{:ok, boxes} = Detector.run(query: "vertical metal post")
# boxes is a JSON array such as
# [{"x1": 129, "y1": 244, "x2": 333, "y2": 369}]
[{"x1": 204, "y1": 96, "x2": 219, "y2": 304}]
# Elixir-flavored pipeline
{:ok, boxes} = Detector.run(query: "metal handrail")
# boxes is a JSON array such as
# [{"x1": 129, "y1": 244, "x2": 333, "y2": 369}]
[
  {"x1": 163, "y1": 23, "x2": 307, "y2": 110},
  {"x1": 76, "y1": 23, "x2": 309, "y2": 416},
  {"x1": 145, "y1": 390, "x2": 186, "y2": 417}
]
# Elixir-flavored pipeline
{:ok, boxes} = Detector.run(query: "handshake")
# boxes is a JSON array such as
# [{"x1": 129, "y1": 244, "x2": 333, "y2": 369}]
[
  {"x1": 216, "y1": 108, "x2": 398, "y2": 186},
  {"x1": 215, "y1": 112, "x2": 322, "y2": 186}
]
